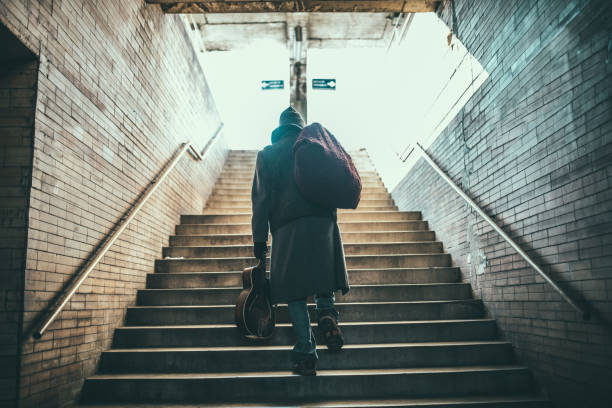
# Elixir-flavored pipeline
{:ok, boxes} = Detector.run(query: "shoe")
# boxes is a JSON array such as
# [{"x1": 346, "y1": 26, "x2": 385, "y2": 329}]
[
  {"x1": 292, "y1": 358, "x2": 317, "y2": 376},
  {"x1": 318, "y1": 312, "x2": 344, "y2": 352}
]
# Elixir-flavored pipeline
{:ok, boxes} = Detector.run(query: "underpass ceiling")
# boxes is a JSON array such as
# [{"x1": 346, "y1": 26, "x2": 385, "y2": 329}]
[
  {"x1": 186, "y1": 12, "x2": 404, "y2": 51},
  {"x1": 148, "y1": 1, "x2": 440, "y2": 14}
]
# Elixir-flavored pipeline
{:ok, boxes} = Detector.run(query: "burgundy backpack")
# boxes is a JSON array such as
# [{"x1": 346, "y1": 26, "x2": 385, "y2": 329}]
[{"x1": 293, "y1": 123, "x2": 362, "y2": 209}]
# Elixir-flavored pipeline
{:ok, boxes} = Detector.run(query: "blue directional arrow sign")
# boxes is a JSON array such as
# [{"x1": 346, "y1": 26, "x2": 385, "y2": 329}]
[
  {"x1": 261, "y1": 80, "x2": 284, "y2": 90},
  {"x1": 312, "y1": 79, "x2": 337, "y2": 90}
]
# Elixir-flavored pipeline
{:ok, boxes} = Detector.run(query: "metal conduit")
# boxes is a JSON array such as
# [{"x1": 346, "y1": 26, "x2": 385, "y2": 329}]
[
  {"x1": 412, "y1": 142, "x2": 590, "y2": 320},
  {"x1": 33, "y1": 127, "x2": 223, "y2": 339}
]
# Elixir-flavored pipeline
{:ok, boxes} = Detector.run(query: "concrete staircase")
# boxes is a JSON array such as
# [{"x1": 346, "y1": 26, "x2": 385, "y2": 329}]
[{"x1": 81, "y1": 150, "x2": 550, "y2": 407}]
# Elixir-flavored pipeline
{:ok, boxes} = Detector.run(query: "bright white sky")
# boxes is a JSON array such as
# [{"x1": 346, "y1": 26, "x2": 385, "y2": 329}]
[
  {"x1": 202, "y1": 42, "x2": 290, "y2": 149},
  {"x1": 200, "y1": 13, "x2": 487, "y2": 190}
]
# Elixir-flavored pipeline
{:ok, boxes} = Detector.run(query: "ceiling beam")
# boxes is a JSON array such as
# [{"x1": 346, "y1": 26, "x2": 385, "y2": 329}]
[{"x1": 147, "y1": 1, "x2": 440, "y2": 14}]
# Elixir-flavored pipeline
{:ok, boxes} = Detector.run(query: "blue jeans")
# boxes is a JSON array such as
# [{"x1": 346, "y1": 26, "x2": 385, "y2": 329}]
[{"x1": 287, "y1": 292, "x2": 338, "y2": 363}]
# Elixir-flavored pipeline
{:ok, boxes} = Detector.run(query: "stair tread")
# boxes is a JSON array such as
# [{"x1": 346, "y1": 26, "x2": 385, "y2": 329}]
[
  {"x1": 129, "y1": 299, "x2": 480, "y2": 309},
  {"x1": 76, "y1": 394, "x2": 548, "y2": 407},
  {"x1": 150, "y1": 267, "x2": 458, "y2": 273},
  {"x1": 117, "y1": 318, "x2": 496, "y2": 329},
  {"x1": 89, "y1": 365, "x2": 528, "y2": 380},
  {"x1": 179, "y1": 221, "x2": 420, "y2": 226},
  {"x1": 172, "y1": 231, "x2": 434, "y2": 237},
  {"x1": 161, "y1": 254, "x2": 446, "y2": 260},
  {"x1": 192, "y1": 211, "x2": 414, "y2": 215},
  {"x1": 104, "y1": 341, "x2": 512, "y2": 353},
  {"x1": 142, "y1": 282, "x2": 466, "y2": 289},
  {"x1": 166, "y1": 242, "x2": 443, "y2": 248}
]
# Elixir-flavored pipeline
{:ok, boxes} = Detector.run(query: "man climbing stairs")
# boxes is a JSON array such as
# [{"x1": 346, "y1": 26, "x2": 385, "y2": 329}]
[{"x1": 81, "y1": 150, "x2": 550, "y2": 407}]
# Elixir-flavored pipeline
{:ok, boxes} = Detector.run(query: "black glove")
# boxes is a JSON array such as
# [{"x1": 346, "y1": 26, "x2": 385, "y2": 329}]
[{"x1": 253, "y1": 242, "x2": 268, "y2": 260}]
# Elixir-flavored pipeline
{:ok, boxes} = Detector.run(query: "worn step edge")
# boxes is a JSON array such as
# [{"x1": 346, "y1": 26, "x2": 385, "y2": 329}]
[
  {"x1": 86, "y1": 364, "x2": 529, "y2": 379},
  {"x1": 98, "y1": 341, "x2": 515, "y2": 373},
  {"x1": 74, "y1": 394, "x2": 549, "y2": 407},
  {"x1": 162, "y1": 242, "x2": 445, "y2": 257},
  {"x1": 136, "y1": 283, "x2": 472, "y2": 305},
  {"x1": 169, "y1": 232, "x2": 436, "y2": 244},
  {"x1": 125, "y1": 300, "x2": 484, "y2": 325},
  {"x1": 115, "y1": 318, "x2": 497, "y2": 330},
  {"x1": 82, "y1": 366, "x2": 533, "y2": 403}
]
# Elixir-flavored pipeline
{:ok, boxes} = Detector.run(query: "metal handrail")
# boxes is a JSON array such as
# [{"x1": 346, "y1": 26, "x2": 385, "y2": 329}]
[
  {"x1": 411, "y1": 142, "x2": 590, "y2": 320},
  {"x1": 33, "y1": 132, "x2": 221, "y2": 339}
]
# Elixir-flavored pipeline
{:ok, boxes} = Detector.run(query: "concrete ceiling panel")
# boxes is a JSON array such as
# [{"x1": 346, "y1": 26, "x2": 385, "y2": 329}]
[
  {"x1": 203, "y1": 13, "x2": 287, "y2": 24},
  {"x1": 307, "y1": 13, "x2": 390, "y2": 40},
  {"x1": 148, "y1": 1, "x2": 440, "y2": 13},
  {"x1": 199, "y1": 22, "x2": 288, "y2": 51},
  {"x1": 187, "y1": 12, "x2": 400, "y2": 51}
]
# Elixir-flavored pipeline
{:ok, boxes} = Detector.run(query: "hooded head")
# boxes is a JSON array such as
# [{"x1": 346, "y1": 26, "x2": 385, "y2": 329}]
[
  {"x1": 271, "y1": 107, "x2": 305, "y2": 144},
  {"x1": 278, "y1": 106, "x2": 305, "y2": 128}
]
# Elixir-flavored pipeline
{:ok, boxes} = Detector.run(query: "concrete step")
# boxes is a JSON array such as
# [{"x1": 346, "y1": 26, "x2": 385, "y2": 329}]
[
  {"x1": 175, "y1": 221, "x2": 426, "y2": 235},
  {"x1": 214, "y1": 177, "x2": 384, "y2": 187},
  {"x1": 220, "y1": 164, "x2": 377, "y2": 171},
  {"x1": 74, "y1": 394, "x2": 551, "y2": 407},
  {"x1": 225, "y1": 156, "x2": 257, "y2": 160},
  {"x1": 99, "y1": 341, "x2": 515, "y2": 374},
  {"x1": 209, "y1": 192, "x2": 391, "y2": 201},
  {"x1": 147, "y1": 267, "x2": 459, "y2": 289},
  {"x1": 82, "y1": 366, "x2": 533, "y2": 403},
  {"x1": 222, "y1": 165, "x2": 256, "y2": 169},
  {"x1": 205, "y1": 198, "x2": 395, "y2": 209},
  {"x1": 169, "y1": 231, "x2": 435, "y2": 246},
  {"x1": 125, "y1": 300, "x2": 483, "y2": 325},
  {"x1": 155, "y1": 254, "x2": 450, "y2": 272},
  {"x1": 206, "y1": 198, "x2": 396, "y2": 208},
  {"x1": 221, "y1": 161, "x2": 376, "y2": 170},
  {"x1": 226, "y1": 155, "x2": 257, "y2": 160},
  {"x1": 225, "y1": 154, "x2": 372, "y2": 162},
  {"x1": 202, "y1": 206, "x2": 399, "y2": 214},
  {"x1": 181, "y1": 212, "x2": 421, "y2": 225},
  {"x1": 211, "y1": 185, "x2": 389, "y2": 195},
  {"x1": 162, "y1": 242, "x2": 443, "y2": 258},
  {"x1": 211, "y1": 180, "x2": 387, "y2": 189},
  {"x1": 136, "y1": 283, "x2": 471, "y2": 306},
  {"x1": 112, "y1": 319, "x2": 498, "y2": 348},
  {"x1": 216, "y1": 171, "x2": 382, "y2": 179}
]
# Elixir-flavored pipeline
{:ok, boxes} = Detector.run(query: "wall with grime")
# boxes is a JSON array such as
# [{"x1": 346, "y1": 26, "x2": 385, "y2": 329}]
[
  {"x1": 392, "y1": 1, "x2": 612, "y2": 406},
  {"x1": 0, "y1": 1, "x2": 228, "y2": 406}
]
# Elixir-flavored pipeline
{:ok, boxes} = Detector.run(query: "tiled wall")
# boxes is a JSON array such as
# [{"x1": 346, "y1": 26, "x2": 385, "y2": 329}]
[
  {"x1": 0, "y1": 1, "x2": 228, "y2": 406},
  {"x1": 392, "y1": 1, "x2": 612, "y2": 406}
]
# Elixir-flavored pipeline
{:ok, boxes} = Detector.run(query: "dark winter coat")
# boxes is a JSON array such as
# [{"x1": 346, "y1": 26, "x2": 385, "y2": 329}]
[{"x1": 251, "y1": 124, "x2": 350, "y2": 304}]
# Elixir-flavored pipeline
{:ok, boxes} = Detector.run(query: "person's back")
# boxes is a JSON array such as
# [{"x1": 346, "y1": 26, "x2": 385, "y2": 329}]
[
  {"x1": 254, "y1": 125, "x2": 331, "y2": 235},
  {"x1": 251, "y1": 107, "x2": 349, "y2": 375}
]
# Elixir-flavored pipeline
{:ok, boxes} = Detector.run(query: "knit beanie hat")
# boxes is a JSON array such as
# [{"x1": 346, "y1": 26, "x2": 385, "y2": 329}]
[{"x1": 279, "y1": 106, "x2": 305, "y2": 128}]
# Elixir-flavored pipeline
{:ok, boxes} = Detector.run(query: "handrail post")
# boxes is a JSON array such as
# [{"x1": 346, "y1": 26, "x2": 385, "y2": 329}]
[
  {"x1": 412, "y1": 142, "x2": 589, "y2": 320},
  {"x1": 33, "y1": 141, "x2": 204, "y2": 339}
]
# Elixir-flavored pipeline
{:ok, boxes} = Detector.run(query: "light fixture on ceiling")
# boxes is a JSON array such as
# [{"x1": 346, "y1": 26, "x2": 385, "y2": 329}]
[{"x1": 293, "y1": 25, "x2": 303, "y2": 61}]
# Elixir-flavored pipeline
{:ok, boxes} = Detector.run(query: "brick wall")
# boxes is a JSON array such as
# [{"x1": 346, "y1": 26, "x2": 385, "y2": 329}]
[
  {"x1": 0, "y1": 1, "x2": 228, "y2": 407},
  {"x1": 0, "y1": 33, "x2": 38, "y2": 407},
  {"x1": 392, "y1": 0, "x2": 612, "y2": 406}
]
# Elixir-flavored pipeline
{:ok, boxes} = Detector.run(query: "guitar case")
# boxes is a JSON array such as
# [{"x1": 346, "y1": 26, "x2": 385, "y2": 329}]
[{"x1": 235, "y1": 257, "x2": 275, "y2": 339}]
